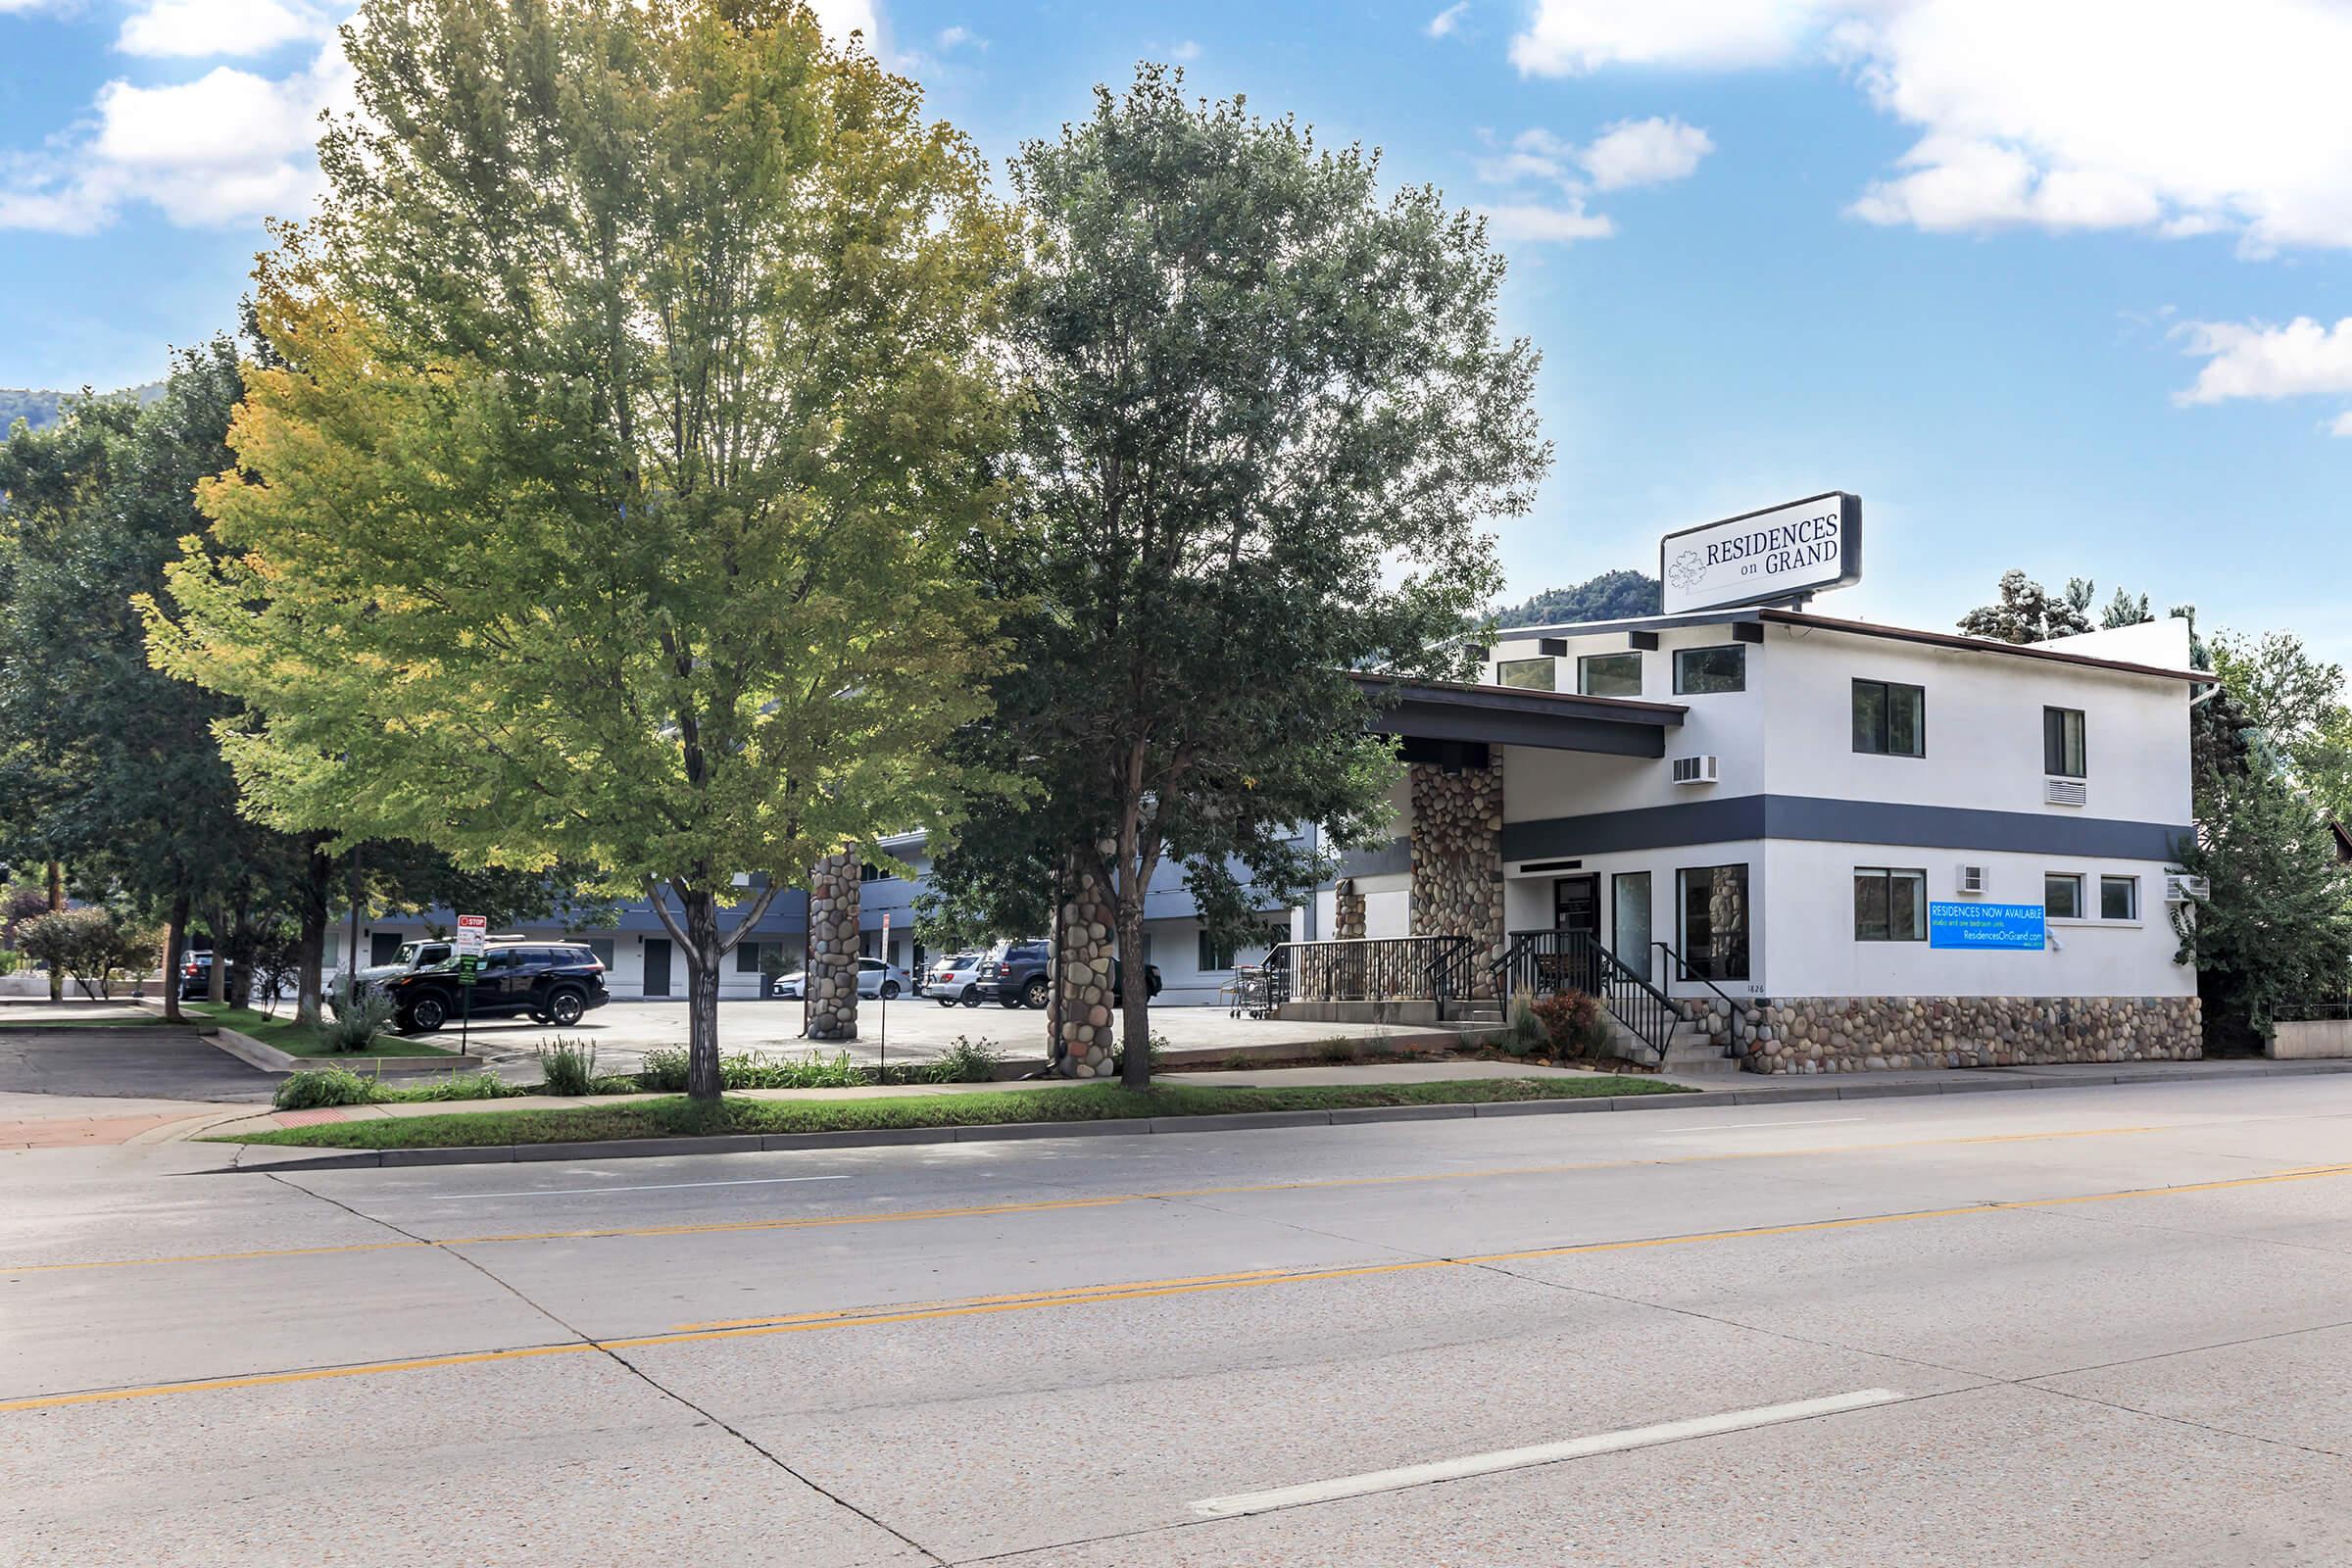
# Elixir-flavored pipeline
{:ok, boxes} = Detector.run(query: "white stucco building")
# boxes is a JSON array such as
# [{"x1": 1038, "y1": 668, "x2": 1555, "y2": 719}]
[{"x1": 1304, "y1": 607, "x2": 2208, "y2": 1071}]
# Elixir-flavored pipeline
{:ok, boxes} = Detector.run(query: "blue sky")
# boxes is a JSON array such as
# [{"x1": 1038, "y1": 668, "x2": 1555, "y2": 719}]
[{"x1": 4, "y1": 0, "x2": 2348, "y2": 654}]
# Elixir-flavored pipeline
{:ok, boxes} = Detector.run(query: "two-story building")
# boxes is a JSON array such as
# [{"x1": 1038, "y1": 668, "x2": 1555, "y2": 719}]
[{"x1": 1308, "y1": 607, "x2": 2207, "y2": 1071}]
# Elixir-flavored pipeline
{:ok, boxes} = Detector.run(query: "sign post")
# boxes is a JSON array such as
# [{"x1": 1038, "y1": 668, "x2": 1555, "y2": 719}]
[
  {"x1": 455, "y1": 915, "x2": 486, "y2": 1056},
  {"x1": 878, "y1": 911, "x2": 890, "y2": 1079},
  {"x1": 1660, "y1": 492, "x2": 1862, "y2": 616}
]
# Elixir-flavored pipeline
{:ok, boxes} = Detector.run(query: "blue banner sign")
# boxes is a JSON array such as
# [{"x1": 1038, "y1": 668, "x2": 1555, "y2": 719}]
[{"x1": 1928, "y1": 902, "x2": 2046, "y2": 951}]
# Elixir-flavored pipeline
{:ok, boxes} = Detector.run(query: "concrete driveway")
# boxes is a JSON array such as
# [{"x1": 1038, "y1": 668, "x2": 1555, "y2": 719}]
[{"x1": 0, "y1": 1023, "x2": 276, "y2": 1103}]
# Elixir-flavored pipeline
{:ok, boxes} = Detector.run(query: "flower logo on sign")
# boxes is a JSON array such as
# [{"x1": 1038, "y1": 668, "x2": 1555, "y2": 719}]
[{"x1": 1666, "y1": 549, "x2": 1706, "y2": 592}]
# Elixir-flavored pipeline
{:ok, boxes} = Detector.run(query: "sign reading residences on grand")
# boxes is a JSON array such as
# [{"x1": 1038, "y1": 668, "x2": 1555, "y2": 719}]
[{"x1": 1659, "y1": 491, "x2": 1863, "y2": 615}]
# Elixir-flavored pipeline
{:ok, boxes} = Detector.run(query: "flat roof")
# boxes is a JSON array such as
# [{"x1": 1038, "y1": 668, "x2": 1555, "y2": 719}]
[
  {"x1": 1348, "y1": 671, "x2": 1685, "y2": 758},
  {"x1": 1491, "y1": 607, "x2": 2212, "y2": 684}
]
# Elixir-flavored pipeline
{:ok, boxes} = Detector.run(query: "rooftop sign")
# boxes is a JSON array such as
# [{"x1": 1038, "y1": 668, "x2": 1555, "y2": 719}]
[{"x1": 1659, "y1": 492, "x2": 1861, "y2": 616}]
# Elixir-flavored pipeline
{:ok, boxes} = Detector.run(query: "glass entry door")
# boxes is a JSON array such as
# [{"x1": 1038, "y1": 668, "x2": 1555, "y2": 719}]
[
  {"x1": 1612, "y1": 871, "x2": 1652, "y2": 983},
  {"x1": 1553, "y1": 875, "x2": 1600, "y2": 993}
]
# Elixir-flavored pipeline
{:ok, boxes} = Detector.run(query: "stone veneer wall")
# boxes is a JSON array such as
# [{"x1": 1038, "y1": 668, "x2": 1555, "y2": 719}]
[
  {"x1": 1333, "y1": 881, "x2": 1366, "y2": 942},
  {"x1": 1684, "y1": 994, "x2": 2203, "y2": 1073},
  {"x1": 1407, "y1": 754, "x2": 1505, "y2": 990},
  {"x1": 1054, "y1": 861, "x2": 1119, "y2": 1078},
  {"x1": 805, "y1": 851, "x2": 860, "y2": 1042}
]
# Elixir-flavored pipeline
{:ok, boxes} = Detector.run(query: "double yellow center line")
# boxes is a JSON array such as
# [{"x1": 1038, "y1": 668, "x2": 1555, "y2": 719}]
[{"x1": 6, "y1": 1155, "x2": 2345, "y2": 1417}]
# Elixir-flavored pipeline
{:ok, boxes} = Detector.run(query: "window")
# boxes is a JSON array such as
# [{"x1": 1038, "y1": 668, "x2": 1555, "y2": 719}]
[
  {"x1": 735, "y1": 942, "x2": 768, "y2": 974},
  {"x1": 2100, "y1": 875, "x2": 2139, "y2": 921},
  {"x1": 1578, "y1": 652, "x2": 1643, "y2": 698},
  {"x1": 1677, "y1": 864, "x2": 1750, "y2": 981},
  {"x1": 2043, "y1": 707, "x2": 2086, "y2": 777},
  {"x1": 584, "y1": 939, "x2": 614, "y2": 968},
  {"x1": 1673, "y1": 645, "x2": 1746, "y2": 695},
  {"x1": 1852, "y1": 679, "x2": 1926, "y2": 757},
  {"x1": 2044, "y1": 873, "x2": 2084, "y2": 920},
  {"x1": 1853, "y1": 867, "x2": 1928, "y2": 942},
  {"x1": 1495, "y1": 657, "x2": 1555, "y2": 691},
  {"x1": 1198, "y1": 926, "x2": 1279, "y2": 973}
]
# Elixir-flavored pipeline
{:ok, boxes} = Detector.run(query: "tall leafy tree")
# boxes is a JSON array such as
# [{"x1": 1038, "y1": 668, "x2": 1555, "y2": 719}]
[
  {"x1": 2209, "y1": 630, "x2": 2352, "y2": 825},
  {"x1": 1491, "y1": 568, "x2": 1660, "y2": 630},
  {"x1": 1956, "y1": 569, "x2": 2097, "y2": 643},
  {"x1": 147, "y1": 0, "x2": 1015, "y2": 1098},
  {"x1": 967, "y1": 68, "x2": 1545, "y2": 1085},
  {"x1": 0, "y1": 342, "x2": 266, "y2": 1021}
]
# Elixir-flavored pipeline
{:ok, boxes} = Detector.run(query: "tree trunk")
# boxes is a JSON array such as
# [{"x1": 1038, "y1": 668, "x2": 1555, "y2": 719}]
[
  {"x1": 295, "y1": 845, "x2": 332, "y2": 1026},
  {"x1": 207, "y1": 903, "x2": 228, "y2": 1005},
  {"x1": 45, "y1": 860, "x2": 64, "y2": 1003},
  {"x1": 682, "y1": 884, "x2": 724, "y2": 1103},
  {"x1": 1115, "y1": 890, "x2": 1152, "y2": 1089},
  {"x1": 162, "y1": 894, "x2": 190, "y2": 1024}
]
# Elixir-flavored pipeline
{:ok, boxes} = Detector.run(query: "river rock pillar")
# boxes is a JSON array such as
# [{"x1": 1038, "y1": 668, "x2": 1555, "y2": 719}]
[
  {"x1": 1054, "y1": 858, "x2": 1119, "y2": 1078},
  {"x1": 807, "y1": 851, "x2": 860, "y2": 1042},
  {"x1": 1408, "y1": 749, "x2": 1506, "y2": 993}
]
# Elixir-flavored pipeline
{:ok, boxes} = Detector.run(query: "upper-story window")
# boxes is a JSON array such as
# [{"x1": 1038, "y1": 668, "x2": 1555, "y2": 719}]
[
  {"x1": 1673, "y1": 645, "x2": 1745, "y2": 695},
  {"x1": 2043, "y1": 707, "x2": 2086, "y2": 777},
  {"x1": 1852, "y1": 679, "x2": 1926, "y2": 757},
  {"x1": 1578, "y1": 652, "x2": 1642, "y2": 698},
  {"x1": 1495, "y1": 657, "x2": 1555, "y2": 691}
]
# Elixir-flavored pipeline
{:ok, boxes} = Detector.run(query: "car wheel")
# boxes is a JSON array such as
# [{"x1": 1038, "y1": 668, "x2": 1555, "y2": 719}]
[
  {"x1": 999, "y1": 992, "x2": 1023, "y2": 1008},
  {"x1": 408, "y1": 995, "x2": 449, "y2": 1033},
  {"x1": 937, "y1": 996, "x2": 955, "y2": 1008},
  {"x1": 528, "y1": 1010, "x2": 549, "y2": 1024},
  {"x1": 1021, "y1": 975, "x2": 1050, "y2": 1009},
  {"x1": 880, "y1": 980, "x2": 901, "y2": 1001},
  {"x1": 547, "y1": 989, "x2": 586, "y2": 1027},
  {"x1": 959, "y1": 985, "x2": 981, "y2": 1008}
]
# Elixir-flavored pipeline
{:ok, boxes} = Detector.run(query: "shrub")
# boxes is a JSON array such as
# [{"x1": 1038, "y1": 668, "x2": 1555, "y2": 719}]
[
  {"x1": 274, "y1": 1066, "x2": 383, "y2": 1110},
  {"x1": 926, "y1": 1035, "x2": 1002, "y2": 1083},
  {"x1": 17, "y1": 907, "x2": 159, "y2": 1001},
  {"x1": 1109, "y1": 1034, "x2": 1166, "y2": 1077},
  {"x1": 638, "y1": 1047, "x2": 690, "y2": 1092},
  {"x1": 1531, "y1": 989, "x2": 1614, "y2": 1057},
  {"x1": 1499, "y1": 986, "x2": 1547, "y2": 1056},
  {"x1": 0, "y1": 947, "x2": 21, "y2": 977},
  {"x1": 325, "y1": 982, "x2": 397, "y2": 1052},
  {"x1": 1317, "y1": 1038, "x2": 1357, "y2": 1064},
  {"x1": 537, "y1": 1039, "x2": 601, "y2": 1096},
  {"x1": 387, "y1": 1071, "x2": 527, "y2": 1103}
]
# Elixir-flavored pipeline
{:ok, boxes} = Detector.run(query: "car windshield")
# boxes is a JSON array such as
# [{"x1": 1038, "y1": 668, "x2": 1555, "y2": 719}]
[{"x1": 392, "y1": 942, "x2": 451, "y2": 967}]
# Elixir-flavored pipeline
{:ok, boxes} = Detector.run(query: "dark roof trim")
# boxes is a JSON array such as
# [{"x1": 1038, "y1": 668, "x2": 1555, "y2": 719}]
[
  {"x1": 2331, "y1": 821, "x2": 2352, "y2": 862},
  {"x1": 1348, "y1": 672, "x2": 1684, "y2": 759},
  {"x1": 1490, "y1": 609, "x2": 2210, "y2": 684},
  {"x1": 1348, "y1": 671, "x2": 1688, "y2": 721}
]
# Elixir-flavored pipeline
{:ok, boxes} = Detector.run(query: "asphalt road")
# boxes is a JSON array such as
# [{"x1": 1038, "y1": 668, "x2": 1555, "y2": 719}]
[{"x1": 6, "y1": 1077, "x2": 2351, "y2": 1564}]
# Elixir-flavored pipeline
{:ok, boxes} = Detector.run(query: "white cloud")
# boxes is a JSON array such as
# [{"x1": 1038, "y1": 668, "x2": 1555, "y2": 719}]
[
  {"x1": 2174, "y1": 318, "x2": 2352, "y2": 410},
  {"x1": 119, "y1": 0, "x2": 333, "y2": 58},
  {"x1": 1426, "y1": 2, "x2": 1470, "y2": 39},
  {"x1": 2331, "y1": 412, "x2": 2352, "y2": 438},
  {"x1": 1169, "y1": 39, "x2": 1201, "y2": 62},
  {"x1": 1511, "y1": 0, "x2": 1827, "y2": 75},
  {"x1": 806, "y1": 0, "x2": 880, "y2": 46},
  {"x1": 934, "y1": 24, "x2": 982, "y2": 51},
  {"x1": 1481, "y1": 201, "x2": 1616, "y2": 244},
  {"x1": 1513, "y1": 0, "x2": 2352, "y2": 254},
  {"x1": 0, "y1": 43, "x2": 351, "y2": 233},
  {"x1": 1577, "y1": 116, "x2": 1712, "y2": 191}
]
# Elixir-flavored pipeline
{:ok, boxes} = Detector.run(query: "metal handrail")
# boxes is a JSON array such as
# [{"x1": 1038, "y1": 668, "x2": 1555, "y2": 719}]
[
  {"x1": 1652, "y1": 939, "x2": 1742, "y2": 1014},
  {"x1": 1259, "y1": 935, "x2": 1483, "y2": 1016},
  {"x1": 1491, "y1": 929, "x2": 1679, "y2": 1063}
]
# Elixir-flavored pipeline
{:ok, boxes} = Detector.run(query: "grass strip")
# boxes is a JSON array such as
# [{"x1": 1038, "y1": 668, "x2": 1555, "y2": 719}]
[
  {"x1": 188, "y1": 1003, "x2": 456, "y2": 1057},
  {"x1": 219, "y1": 1075, "x2": 1688, "y2": 1149},
  {"x1": 0, "y1": 1014, "x2": 176, "y2": 1029}
]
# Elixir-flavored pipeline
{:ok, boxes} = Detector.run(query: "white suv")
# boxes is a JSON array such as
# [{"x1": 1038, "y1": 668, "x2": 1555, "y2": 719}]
[{"x1": 926, "y1": 953, "x2": 986, "y2": 1007}]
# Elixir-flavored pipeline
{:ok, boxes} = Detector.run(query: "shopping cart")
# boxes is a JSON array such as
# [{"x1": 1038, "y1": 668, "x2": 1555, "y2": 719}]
[{"x1": 1225, "y1": 962, "x2": 1273, "y2": 1019}]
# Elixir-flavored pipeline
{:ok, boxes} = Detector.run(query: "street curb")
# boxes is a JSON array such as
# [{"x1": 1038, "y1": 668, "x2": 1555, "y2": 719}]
[{"x1": 216, "y1": 1059, "x2": 2352, "y2": 1172}]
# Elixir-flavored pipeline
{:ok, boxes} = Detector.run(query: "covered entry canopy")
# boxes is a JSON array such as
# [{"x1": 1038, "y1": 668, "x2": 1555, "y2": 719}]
[{"x1": 1347, "y1": 672, "x2": 1686, "y2": 760}]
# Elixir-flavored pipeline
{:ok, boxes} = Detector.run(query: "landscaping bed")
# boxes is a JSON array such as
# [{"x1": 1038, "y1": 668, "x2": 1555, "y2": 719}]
[
  {"x1": 188, "y1": 1003, "x2": 456, "y2": 1057},
  {"x1": 217, "y1": 1075, "x2": 1689, "y2": 1149}
]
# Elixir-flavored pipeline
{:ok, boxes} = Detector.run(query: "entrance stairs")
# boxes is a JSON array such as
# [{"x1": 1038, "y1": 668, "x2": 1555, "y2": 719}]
[{"x1": 1611, "y1": 1011, "x2": 1743, "y2": 1076}]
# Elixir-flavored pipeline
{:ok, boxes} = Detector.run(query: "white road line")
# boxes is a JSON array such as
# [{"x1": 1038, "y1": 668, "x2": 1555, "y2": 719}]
[
  {"x1": 421, "y1": 1174, "x2": 856, "y2": 1200},
  {"x1": 1189, "y1": 1388, "x2": 1906, "y2": 1519}
]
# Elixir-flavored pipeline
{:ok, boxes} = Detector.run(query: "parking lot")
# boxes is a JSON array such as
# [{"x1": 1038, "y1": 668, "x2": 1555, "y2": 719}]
[{"x1": 446, "y1": 996, "x2": 1443, "y2": 1075}]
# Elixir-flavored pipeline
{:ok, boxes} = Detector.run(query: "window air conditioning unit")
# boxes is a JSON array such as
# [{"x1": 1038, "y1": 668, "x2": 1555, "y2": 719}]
[
  {"x1": 2165, "y1": 874, "x2": 2211, "y2": 904},
  {"x1": 1671, "y1": 755, "x2": 1721, "y2": 786},
  {"x1": 1956, "y1": 864, "x2": 1988, "y2": 896},
  {"x1": 2043, "y1": 777, "x2": 2087, "y2": 808}
]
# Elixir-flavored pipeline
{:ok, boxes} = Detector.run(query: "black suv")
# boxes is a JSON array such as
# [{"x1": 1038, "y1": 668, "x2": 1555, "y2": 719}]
[
  {"x1": 976, "y1": 938, "x2": 1161, "y2": 1009},
  {"x1": 385, "y1": 943, "x2": 611, "y2": 1034}
]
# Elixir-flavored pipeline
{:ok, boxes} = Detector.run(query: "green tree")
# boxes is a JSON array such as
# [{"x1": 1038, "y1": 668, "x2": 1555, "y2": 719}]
[
  {"x1": 1956, "y1": 569, "x2": 2096, "y2": 643},
  {"x1": 147, "y1": 0, "x2": 1015, "y2": 1099},
  {"x1": 0, "y1": 342, "x2": 270, "y2": 1022},
  {"x1": 1491, "y1": 569, "x2": 1660, "y2": 630},
  {"x1": 2099, "y1": 586, "x2": 2152, "y2": 628},
  {"x1": 969, "y1": 68, "x2": 1544, "y2": 1086},
  {"x1": 2209, "y1": 630, "x2": 2352, "y2": 825}
]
